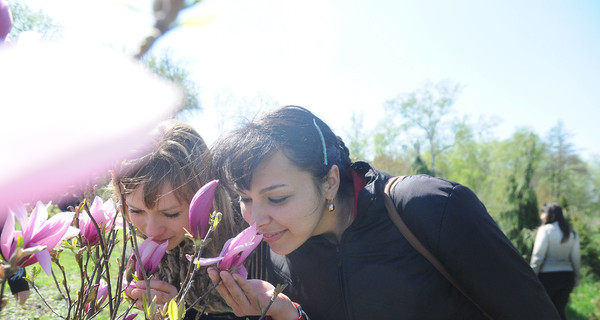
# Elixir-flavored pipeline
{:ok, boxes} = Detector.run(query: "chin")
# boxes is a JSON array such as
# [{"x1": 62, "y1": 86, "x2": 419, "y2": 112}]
[
  {"x1": 167, "y1": 240, "x2": 183, "y2": 250},
  {"x1": 269, "y1": 244, "x2": 297, "y2": 256}
]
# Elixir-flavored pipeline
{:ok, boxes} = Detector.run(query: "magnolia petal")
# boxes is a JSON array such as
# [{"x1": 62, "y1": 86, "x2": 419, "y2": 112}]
[
  {"x1": 234, "y1": 265, "x2": 248, "y2": 279},
  {"x1": 89, "y1": 196, "x2": 108, "y2": 222},
  {"x1": 0, "y1": 210, "x2": 14, "y2": 259},
  {"x1": 123, "y1": 314, "x2": 138, "y2": 320},
  {"x1": 0, "y1": 41, "x2": 180, "y2": 209},
  {"x1": 196, "y1": 256, "x2": 223, "y2": 266},
  {"x1": 35, "y1": 249, "x2": 52, "y2": 275},
  {"x1": 188, "y1": 180, "x2": 218, "y2": 239},
  {"x1": 97, "y1": 280, "x2": 109, "y2": 304},
  {"x1": 30, "y1": 212, "x2": 75, "y2": 250},
  {"x1": 28, "y1": 202, "x2": 49, "y2": 238},
  {"x1": 63, "y1": 226, "x2": 81, "y2": 240},
  {"x1": 215, "y1": 224, "x2": 263, "y2": 276},
  {"x1": 147, "y1": 241, "x2": 168, "y2": 273},
  {"x1": 10, "y1": 205, "x2": 28, "y2": 234},
  {"x1": 231, "y1": 238, "x2": 262, "y2": 267}
]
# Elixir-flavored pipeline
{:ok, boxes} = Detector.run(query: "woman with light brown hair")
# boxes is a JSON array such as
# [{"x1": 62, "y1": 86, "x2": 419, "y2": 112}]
[{"x1": 115, "y1": 119, "x2": 248, "y2": 319}]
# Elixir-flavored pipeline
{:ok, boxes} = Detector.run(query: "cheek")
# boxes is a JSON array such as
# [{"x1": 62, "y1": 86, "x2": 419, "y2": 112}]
[
  {"x1": 172, "y1": 215, "x2": 190, "y2": 233},
  {"x1": 128, "y1": 214, "x2": 145, "y2": 230},
  {"x1": 240, "y1": 205, "x2": 251, "y2": 223}
]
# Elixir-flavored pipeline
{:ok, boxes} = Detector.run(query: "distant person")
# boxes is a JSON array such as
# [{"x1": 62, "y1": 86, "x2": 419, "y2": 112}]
[
  {"x1": 209, "y1": 105, "x2": 560, "y2": 319},
  {"x1": 0, "y1": 207, "x2": 31, "y2": 306},
  {"x1": 530, "y1": 202, "x2": 581, "y2": 320}
]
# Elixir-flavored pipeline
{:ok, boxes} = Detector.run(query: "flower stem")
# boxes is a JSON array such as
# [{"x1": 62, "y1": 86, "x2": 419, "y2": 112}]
[{"x1": 185, "y1": 279, "x2": 221, "y2": 312}]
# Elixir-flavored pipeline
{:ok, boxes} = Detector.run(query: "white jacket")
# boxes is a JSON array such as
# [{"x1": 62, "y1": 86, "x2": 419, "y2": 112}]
[{"x1": 530, "y1": 221, "x2": 581, "y2": 285}]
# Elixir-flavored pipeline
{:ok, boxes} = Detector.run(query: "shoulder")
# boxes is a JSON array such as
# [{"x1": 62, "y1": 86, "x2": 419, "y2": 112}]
[
  {"x1": 392, "y1": 174, "x2": 476, "y2": 214},
  {"x1": 538, "y1": 222, "x2": 559, "y2": 235}
]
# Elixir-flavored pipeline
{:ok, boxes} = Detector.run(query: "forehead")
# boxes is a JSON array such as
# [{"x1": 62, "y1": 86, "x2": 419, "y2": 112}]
[
  {"x1": 243, "y1": 151, "x2": 312, "y2": 191},
  {"x1": 127, "y1": 182, "x2": 184, "y2": 208}
]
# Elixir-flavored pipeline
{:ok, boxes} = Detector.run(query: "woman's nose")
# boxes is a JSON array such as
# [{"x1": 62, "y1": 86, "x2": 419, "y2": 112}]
[
  {"x1": 243, "y1": 203, "x2": 269, "y2": 227},
  {"x1": 143, "y1": 217, "x2": 164, "y2": 237}
]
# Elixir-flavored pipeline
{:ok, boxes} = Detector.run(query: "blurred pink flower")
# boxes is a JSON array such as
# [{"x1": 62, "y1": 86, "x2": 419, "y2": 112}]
[
  {"x1": 196, "y1": 223, "x2": 262, "y2": 279},
  {"x1": 79, "y1": 196, "x2": 118, "y2": 246},
  {"x1": 0, "y1": 0, "x2": 12, "y2": 43},
  {"x1": 129, "y1": 237, "x2": 168, "y2": 279},
  {"x1": 123, "y1": 314, "x2": 138, "y2": 320},
  {"x1": 0, "y1": 202, "x2": 79, "y2": 275},
  {"x1": 188, "y1": 180, "x2": 218, "y2": 239}
]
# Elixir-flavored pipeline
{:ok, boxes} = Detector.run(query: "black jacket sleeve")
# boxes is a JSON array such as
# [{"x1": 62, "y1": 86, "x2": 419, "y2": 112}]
[{"x1": 393, "y1": 175, "x2": 560, "y2": 319}]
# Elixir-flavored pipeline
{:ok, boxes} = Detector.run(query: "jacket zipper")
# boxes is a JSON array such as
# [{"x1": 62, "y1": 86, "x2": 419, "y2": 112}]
[{"x1": 336, "y1": 244, "x2": 351, "y2": 320}]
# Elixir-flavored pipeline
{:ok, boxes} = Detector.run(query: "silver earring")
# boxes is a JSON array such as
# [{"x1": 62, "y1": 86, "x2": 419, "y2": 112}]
[{"x1": 328, "y1": 199, "x2": 335, "y2": 212}]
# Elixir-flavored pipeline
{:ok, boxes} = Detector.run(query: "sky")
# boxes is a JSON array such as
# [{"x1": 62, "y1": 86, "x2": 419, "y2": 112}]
[{"x1": 25, "y1": 0, "x2": 600, "y2": 160}]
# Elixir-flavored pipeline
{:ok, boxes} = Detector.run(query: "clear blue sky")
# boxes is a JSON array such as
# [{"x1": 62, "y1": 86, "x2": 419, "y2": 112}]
[{"x1": 29, "y1": 0, "x2": 600, "y2": 159}]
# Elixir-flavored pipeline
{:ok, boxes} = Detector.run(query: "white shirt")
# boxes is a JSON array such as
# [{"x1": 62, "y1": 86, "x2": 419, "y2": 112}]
[{"x1": 530, "y1": 221, "x2": 581, "y2": 285}]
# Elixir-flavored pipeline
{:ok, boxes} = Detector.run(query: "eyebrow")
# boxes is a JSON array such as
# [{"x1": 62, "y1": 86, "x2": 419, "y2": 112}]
[
  {"x1": 125, "y1": 200, "x2": 181, "y2": 212},
  {"x1": 259, "y1": 184, "x2": 287, "y2": 195}
]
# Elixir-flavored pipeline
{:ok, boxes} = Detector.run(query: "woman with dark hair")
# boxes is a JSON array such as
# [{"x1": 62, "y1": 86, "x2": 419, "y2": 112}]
[
  {"x1": 208, "y1": 105, "x2": 559, "y2": 320},
  {"x1": 115, "y1": 119, "x2": 249, "y2": 319},
  {"x1": 530, "y1": 202, "x2": 581, "y2": 320}
]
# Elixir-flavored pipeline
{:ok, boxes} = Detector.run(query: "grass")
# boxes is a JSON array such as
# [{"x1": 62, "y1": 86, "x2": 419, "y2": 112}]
[
  {"x1": 1, "y1": 241, "x2": 142, "y2": 320},
  {"x1": 567, "y1": 276, "x2": 600, "y2": 320}
]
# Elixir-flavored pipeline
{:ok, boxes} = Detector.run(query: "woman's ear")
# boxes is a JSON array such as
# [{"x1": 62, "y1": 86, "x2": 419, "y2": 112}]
[{"x1": 323, "y1": 165, "x2": 340, "y2": 200}]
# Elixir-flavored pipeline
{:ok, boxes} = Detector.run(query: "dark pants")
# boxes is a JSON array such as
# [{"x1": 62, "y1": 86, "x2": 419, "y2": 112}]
[{"x1": 538, "y1": 271, "x2": 575, "y2": 320}]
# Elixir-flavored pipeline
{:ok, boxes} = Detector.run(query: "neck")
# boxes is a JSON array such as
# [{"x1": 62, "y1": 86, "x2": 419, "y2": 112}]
[{"x1": 323, "y1": 196, "x2": 355, "y2": 243}]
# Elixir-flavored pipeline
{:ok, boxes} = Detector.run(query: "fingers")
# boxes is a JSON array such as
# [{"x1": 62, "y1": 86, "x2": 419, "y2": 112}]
[{"x1": 128, "y1": 279, "x2": 178, "y2": 306}]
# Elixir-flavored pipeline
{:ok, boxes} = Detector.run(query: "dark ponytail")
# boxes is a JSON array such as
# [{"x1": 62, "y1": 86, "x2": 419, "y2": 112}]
[{"x1": 541, "y1": 202, "x2": 573, "y2": 243}]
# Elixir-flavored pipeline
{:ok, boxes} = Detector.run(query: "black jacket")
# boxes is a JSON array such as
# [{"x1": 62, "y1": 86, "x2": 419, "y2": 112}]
[{"x1": 260, "y1": 162, "x2": 559, "y2": 320}]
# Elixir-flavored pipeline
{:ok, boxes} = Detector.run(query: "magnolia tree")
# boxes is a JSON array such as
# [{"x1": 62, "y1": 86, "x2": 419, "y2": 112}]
[{"x1": 0, "y1": 179, "x2": 269, "y2": 320}]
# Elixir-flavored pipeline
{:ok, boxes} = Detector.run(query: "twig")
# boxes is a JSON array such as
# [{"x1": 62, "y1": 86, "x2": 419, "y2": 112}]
[
  {"x1": 185, "y1": 279, "x2": 221, "y2": 312},
  {"x1": 258, "y1": 284, "x2": 288, "y2": 320},
  {"x1": 30, "y1": 281, "x2": 66, "y2": 319}
]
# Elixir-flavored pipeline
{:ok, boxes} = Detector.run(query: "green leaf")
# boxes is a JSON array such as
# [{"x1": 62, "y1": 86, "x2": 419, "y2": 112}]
[
  {"x1": 167, "y1": 298, "x2": 178, "y2": 320},
  {"x1": 142, "y1": 294, "x2": 150, "y2": 316},
  {"x1": 212, "y1": 211, "x2": 222, "y2": 229},
  {"x1": 16, "y1": 235, "x2": 24, "y2": 248}
]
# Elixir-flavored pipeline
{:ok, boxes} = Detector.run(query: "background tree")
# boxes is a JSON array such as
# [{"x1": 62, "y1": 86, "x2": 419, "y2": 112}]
[
  {"x1": 142, "y1": 53, "x2": 201, "y2": 114},
  {"x1": 385, "y1": 80, "x2": 460, "y2": 175},
  {"x1": 345, "y1": 112, "x2": 369, "y2": 161},
  {"x1": 437, "y1": 121, "x2": 493, "y2": 195},
  {"x1": 537, "y1": 121, "x2": 589, "y2": 211},
  {"x1": 495, "y1": 130, "x2": 543, "y2": 260}
]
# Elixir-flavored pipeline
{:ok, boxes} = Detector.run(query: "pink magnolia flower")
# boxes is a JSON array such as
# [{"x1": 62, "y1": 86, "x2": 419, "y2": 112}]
[
  {"x1": 85, "y1": 279, "x2": 108, "y2": 313},
  {"x1": 130, "y1": 237, "x2": 168, "y2": 279},
  {"x1": 0, "y1": 202, "x2": 80, "y2": 275},
  {"x1": 123, "y1": 314, "x2": 138, "y2": 320},
  {"x1": 188, "y1": 180, "x2": 218, "y2": 239},
  {"x1": 197, "y1": 223, "x2": 263, "y2": 279},
  {"x1": 79, "y1": 196, "x2": 118, "y2": 246},
  {"x1": 0, "y1": 0, "x2": 12, "y2": 43}
]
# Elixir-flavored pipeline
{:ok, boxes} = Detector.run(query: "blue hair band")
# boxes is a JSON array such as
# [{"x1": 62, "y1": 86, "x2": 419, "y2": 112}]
[{"x1": 313, "y1": 119, "x2": 328, "y2": 166}]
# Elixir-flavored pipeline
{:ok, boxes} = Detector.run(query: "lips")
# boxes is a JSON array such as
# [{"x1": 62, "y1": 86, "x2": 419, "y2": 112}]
[
  {"x1": 153, "y1": 237, "x2": 170, "y2": 244},
  {"x1": 261, "y1": 230, "x2": 285, "y2": 243}
]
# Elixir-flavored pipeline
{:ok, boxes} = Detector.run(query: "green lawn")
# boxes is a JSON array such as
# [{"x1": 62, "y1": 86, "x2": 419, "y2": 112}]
[{"x1": 2, "y1": 243, "x2": 142, "y2": 320}]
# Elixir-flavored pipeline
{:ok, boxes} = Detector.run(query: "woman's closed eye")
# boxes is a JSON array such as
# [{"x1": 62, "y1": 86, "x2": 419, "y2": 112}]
[
  {"x1": 128, "y1": 208, "x2": 143, "y2": 215},
  {"x1": 164, "y1": 212, "x2": 180, "y2": 218},
  {"x1": 239, "y1": 197, "x2": 252, "y2": 204},
  {"x1": 269, "y1": 196, "x2": 289, "y2": 204}
]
